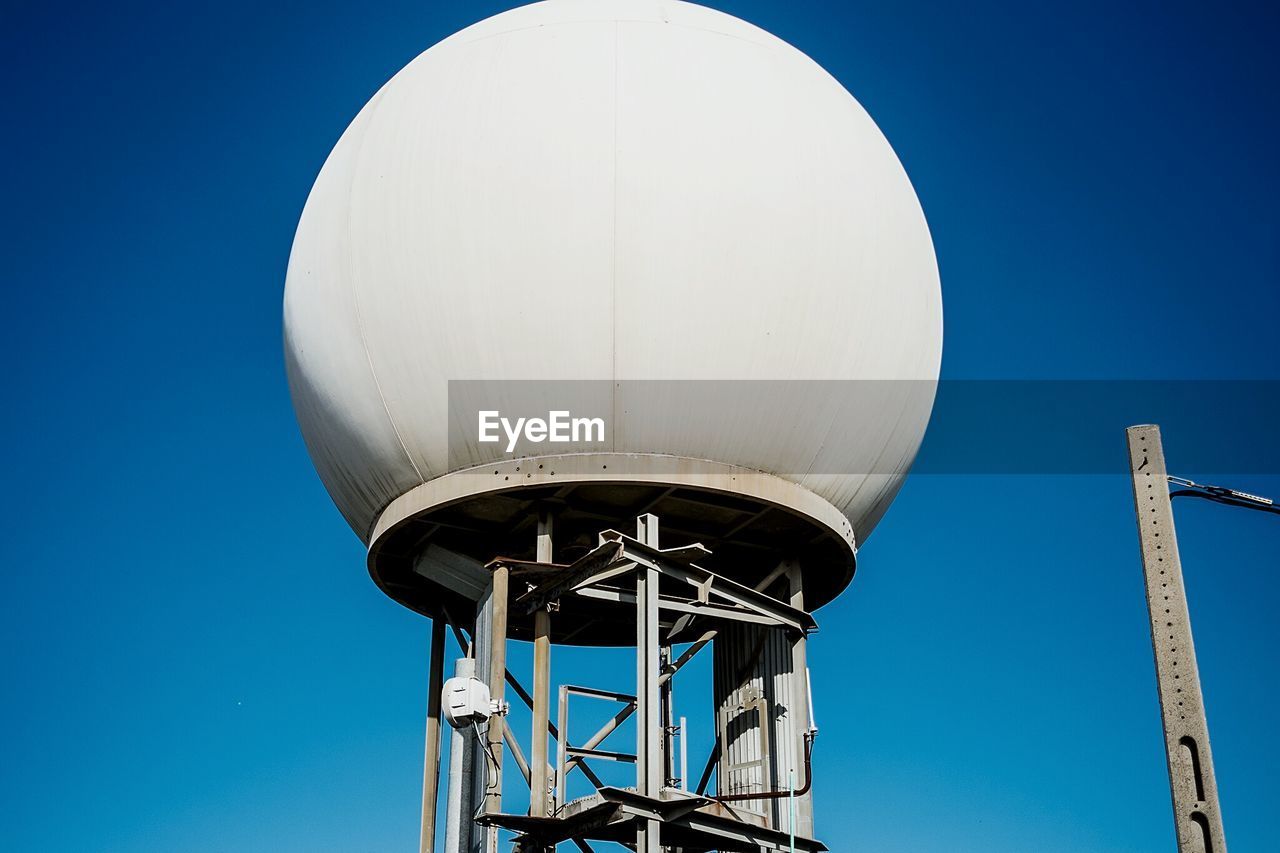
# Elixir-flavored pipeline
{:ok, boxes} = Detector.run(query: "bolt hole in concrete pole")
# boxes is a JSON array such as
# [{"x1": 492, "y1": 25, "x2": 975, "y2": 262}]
[{"x1": 1179, "y1": 736, "x2": 1205, "y2": 803}]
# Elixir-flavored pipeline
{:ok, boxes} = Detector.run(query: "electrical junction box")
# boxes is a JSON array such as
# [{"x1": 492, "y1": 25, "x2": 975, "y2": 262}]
[{"x1": 442, "y1": 675, "x2": 492, "y2": 729}]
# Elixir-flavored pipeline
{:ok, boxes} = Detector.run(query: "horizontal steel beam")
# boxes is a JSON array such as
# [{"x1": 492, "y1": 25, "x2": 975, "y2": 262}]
[
  {"x1": 567, "y1": 746, "x2": 637, "y2": 764},
  {"x1": 564, "y1": 684, "x2": 637, "y2": 703},
  {"x1": 573, "y1": 587, "x2": 787, "y2": 628},
  {"x1": 517, "y1": 541, "x2": 625, "y2": 614},
  {"x1": 597, "y1": 530, "x2": 817, "y2": 634},
  {"x1": 594, "y1": 787, "x2": 828, "y2": 853},
  {"x1": 502, "y1": 719, "x2": 532, "y2": 785}
]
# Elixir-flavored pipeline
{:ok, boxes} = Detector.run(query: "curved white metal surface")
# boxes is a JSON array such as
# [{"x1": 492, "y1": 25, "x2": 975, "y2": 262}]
[
  {"x1": 368, "y1": 453, "x2": 858, "y2": 555},
  {"x1": 284, "y1": 0, "x2": 943, "y2": 549}
]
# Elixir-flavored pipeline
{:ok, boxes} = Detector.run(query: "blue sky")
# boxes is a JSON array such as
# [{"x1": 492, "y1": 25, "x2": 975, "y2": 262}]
[{"x1": 4, "y1": 1, "x2": 1278, "y2": 851}]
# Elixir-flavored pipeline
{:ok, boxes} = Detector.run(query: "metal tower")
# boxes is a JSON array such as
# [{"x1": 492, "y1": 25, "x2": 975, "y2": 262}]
[{"x1": 419, "y1": 512, "x2": 824, "y2": 853}]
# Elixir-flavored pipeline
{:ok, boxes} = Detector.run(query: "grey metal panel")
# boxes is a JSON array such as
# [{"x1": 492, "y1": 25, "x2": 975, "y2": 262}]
[
  {"x1": 414, "y1": 544, "x2": 489, "y2": 602},
  {"x1": 714, "y1": 607, "x2": 810, "y2": 829},
  {"x1": 715, "y1": 623, "x2": 771, "y2": 819}
]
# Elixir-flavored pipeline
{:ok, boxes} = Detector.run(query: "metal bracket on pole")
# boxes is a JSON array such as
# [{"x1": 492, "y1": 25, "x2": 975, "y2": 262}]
[{"x1": 1127, "y1": 424, "x2": 1227, "y2": 853}]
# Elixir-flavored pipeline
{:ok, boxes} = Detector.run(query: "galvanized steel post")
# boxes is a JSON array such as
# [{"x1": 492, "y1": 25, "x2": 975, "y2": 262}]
[
  {"x1": 787, "y1": 564, "x2": 814, "y2": 838},
  {"x1": 482, "y1": 566, "x2": 510, "y2": 853},
  {"x1": 531, "y1": 512, "x2": 554, "y2": 818},
  {"x1": 636, "y1": 513, "x2": 662, "y2": 853},
  {"x1": 444, "y1": 655, "x2": 476, "y2": 853}
]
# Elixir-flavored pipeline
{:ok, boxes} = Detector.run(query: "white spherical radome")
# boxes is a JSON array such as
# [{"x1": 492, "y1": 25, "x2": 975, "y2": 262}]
[{"x1": 284, "y1": 0, "x2": 941, "y2": 619}]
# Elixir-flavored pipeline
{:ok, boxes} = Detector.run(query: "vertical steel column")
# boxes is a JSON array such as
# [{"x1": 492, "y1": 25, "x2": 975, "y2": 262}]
[
  {"x1": 420, "y1": 618, "x2": 447, "y2": 853},
  {"x1": 635, "y1": 513, "x2": 661, "y2": 853},
  {"x1": 555, "y1": 684, "x2": 569, "y2": 812},
  {"x1": 1127, "y1": 425, "x2": 1227, "y2": 853},
  {"x1": 679, "y1": 715, "x2": 688, "y2": 792},
  {"x1": 483, "y1": 565, "x2": 510, "y2": 853},
  {"x1": 661, "y1": 646, "x2": 675, "y2": 787},
  {"x1": 530, "y1": 512, "x2": 554, "y2": 818},
  {"x1": 787, "y1": 564, "x2": 814, "y2": 839},
  {"x1": 471, "y1": 593, "x2": 492, "y2": 853}
]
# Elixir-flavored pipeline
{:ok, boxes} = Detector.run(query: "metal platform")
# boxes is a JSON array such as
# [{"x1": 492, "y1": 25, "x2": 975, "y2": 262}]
[
  {"x1": 366, "y1": 454, "x2": 857, "y2": 645},
  {"x1": 417, "y1": 512, "x2": 822, "y2": 853},
  {"x1": 480, "y1": 787, "x2": 827, "y2": 853}
]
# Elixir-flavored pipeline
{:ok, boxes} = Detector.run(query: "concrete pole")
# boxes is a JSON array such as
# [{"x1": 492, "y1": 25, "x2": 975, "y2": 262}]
[
  {"x1": 482, "y1": 565, "x2": 510, "y2": 853},
  {"x1": 1127, "y1": 425, "x2": 1227, "y2": 853},
  {"x1": 530, "y1": 512, "x2": 554, "y2": 818},
  {"x1": 635, "y1": 513, "x2": 661, "y2": 853},
  {"x1": 420, "y1": 619, "x2": 447, "y2": 853},
  {"x1": 444, "y1": 656, "x2": 476, "y2": 853}
]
